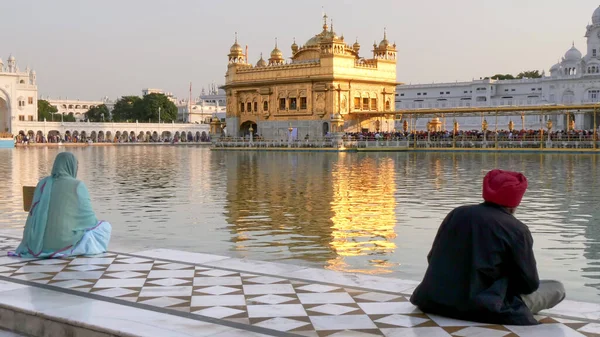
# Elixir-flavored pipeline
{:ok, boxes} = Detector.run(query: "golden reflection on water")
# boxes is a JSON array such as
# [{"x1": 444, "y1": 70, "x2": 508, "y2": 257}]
[{"x1": 328, "y1": 154, "x2": 397, "y2": 275}]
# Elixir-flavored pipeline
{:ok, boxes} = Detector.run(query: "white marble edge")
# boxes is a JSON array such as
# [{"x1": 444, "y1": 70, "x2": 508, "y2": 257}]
[{"x1": 0, "y1": 279, "x2": 259, "y2": 337}]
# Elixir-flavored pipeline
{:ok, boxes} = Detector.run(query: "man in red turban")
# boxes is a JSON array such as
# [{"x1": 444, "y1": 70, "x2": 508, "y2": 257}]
[{"x1": 410, "y1": 169, "x2": 565, "y2": 325}]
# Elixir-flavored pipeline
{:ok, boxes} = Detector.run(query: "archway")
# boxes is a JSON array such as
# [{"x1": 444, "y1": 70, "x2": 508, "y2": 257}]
[
  {"x1": 162, "y1": 131, "x2": 171, "y2": 141},
  {"x1": 90, "y1": 131, "x2": 97, "y2": 142},
  {"x1": 98, "y1": 131, "x2": 105, "y2": 142},
  {"x1": 322, "y1": 122, "x2": 330, "y2": 136},
  {"x1": 106, "y1": 131, "x2": 113, "y2": 142},
  {"x1": 65, "y1": 130, "x2": 71, "y2": 142},
  {"x1": 122, "y1": 130, "x2": 128, "y2": 142},
  {"x1": 239, "y1": 121, "x2": 257, "y2": 137},
  {"x1": 0, "y1": 97, "x2": 8, "y2": 133},
  {"x1": 27, "y1": 130, "x2": 34, "y2": 141},
  {"x1": 48, "y1": 130, "x2": 60, "y2": 143},
  {"x1": 80, "y1": 131, "x2": 87, "y2": 141},
  {"x1": 201, "y1": 131, "x2": 207, "y2": 142},
  {"x1": 196, "y1": 131, "x2": 201, "y2": 142},
  {"x1": 115, "y1": 131, "x2": 121, "y2": 142},
  {"x1": 152, "y1": 131, "x2": 158, "y2": 141},
  {"x1": 138, "y1": 131, "x2": 144, "y2": 141},
  {"x1": 187, "y1": 131, "x2": 193, "y2": 142},
  {"x1": 145, "y1": 131, "x2": 151, "y2": 142},
  {"x1": 36, "y1": 131, "x2": 44, "y2": 143}
]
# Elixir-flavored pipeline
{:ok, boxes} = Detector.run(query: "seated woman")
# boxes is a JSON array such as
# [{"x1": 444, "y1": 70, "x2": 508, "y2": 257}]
[{"x1": 11, "y1": 152, "x2": 111, "y2": 258}]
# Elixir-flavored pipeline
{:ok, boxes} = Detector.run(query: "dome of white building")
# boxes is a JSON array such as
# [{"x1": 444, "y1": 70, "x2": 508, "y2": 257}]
[
  {"x1": 593, "y1": 6, "x2": 600, "y2": 25},
  {"x1": 564, "y1": 45, "x2": 582, "y2": 62},
  {"x1": 550, "y1": 62, "x2": 561, "y2": 72}
]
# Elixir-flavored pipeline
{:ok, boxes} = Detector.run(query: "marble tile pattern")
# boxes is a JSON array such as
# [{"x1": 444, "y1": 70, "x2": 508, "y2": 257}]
[{"x1": 0, "y1": 240, "x2": 597, "y2": 336}]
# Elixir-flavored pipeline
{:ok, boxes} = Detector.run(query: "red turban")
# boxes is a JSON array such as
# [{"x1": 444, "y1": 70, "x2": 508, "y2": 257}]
[{"x1": 482, "y1": 169, "x2": 528, "y2": 208}]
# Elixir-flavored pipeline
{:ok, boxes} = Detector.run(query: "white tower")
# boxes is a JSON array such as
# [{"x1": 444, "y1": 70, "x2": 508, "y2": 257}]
[{"x1": 7, "y1": 55, "x2": 15, "y2": 73}]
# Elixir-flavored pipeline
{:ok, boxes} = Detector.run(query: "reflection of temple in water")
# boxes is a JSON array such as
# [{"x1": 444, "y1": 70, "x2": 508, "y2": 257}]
[
  {"x1": 328, "y1": 154, "x2": 398, "y2": 274},
  {"x1": 222, "y1": 152, "x2": 399, "y2": 274},
  {"x1": 222, "y1": 152, "x2": 338, "y2": 262}
]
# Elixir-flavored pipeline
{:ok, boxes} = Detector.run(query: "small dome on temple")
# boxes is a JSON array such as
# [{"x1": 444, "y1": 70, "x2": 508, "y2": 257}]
[
  {"x1": 353, "y1": 38, "x2": 361, "y2": 52},
  {"x1": 256, "y1": 53, "x2": 267, "y2": 67},
  {"x1": 291, "y1": 38, "x2": 299, "y2": 54}
]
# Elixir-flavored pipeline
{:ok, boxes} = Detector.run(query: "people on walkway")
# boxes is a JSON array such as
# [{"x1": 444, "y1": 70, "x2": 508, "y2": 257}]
[
  {"x1": 410, "y1": 169, "x2": 565, "y2": 325},
  {"x1": 10, "y1": 152, "x2": 111, "y2": 258}
]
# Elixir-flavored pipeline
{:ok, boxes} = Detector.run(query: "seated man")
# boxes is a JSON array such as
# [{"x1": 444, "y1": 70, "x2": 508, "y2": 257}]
[
  {"x1": 410, "y1": 169, "x2": 565, "y2": 325},
  {"x1": 11, "y1": 152, "x2": 111, "y2": 258}
]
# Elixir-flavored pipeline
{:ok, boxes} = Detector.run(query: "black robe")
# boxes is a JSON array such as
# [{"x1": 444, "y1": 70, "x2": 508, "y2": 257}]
[{"x1": 410, "y1": 202, "x2": 540, "y2": 325}]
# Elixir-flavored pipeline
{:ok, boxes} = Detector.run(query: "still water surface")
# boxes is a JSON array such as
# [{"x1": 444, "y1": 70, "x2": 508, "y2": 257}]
[{"x1": 0, "y1": 146, "x2": 599, "y2": 302}]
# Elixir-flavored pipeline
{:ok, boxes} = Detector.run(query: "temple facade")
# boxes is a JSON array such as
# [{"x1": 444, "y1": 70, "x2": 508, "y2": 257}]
[{"x1": 222, "y1": 15, "x2": 398, "y2": 139}]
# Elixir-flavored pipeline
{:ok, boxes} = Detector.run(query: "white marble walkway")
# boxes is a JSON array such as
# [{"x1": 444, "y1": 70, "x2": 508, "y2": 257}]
[{"x1": 0, "y1": 236, "x2": 598, "y2": 337}]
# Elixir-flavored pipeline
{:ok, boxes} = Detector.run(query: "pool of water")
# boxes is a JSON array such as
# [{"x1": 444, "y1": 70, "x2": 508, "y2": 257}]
[{"x1": 1, "y1": 146, "x2": 599, "y2": 302}]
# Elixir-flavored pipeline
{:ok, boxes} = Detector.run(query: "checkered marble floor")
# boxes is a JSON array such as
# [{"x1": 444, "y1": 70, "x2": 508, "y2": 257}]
[{"x1": 0, "y1": 237, "x2": 598, "y2": 337}]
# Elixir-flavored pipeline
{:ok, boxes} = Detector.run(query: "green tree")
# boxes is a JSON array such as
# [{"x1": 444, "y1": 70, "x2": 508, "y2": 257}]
[
  {"x1": 85, "y1": 104, "x2": 110, "y2": 122},
  {"x1": 516, "y1": 70, "x2": 542, "y2": 79},
  {"x1": 111, "y1": 96, "x2": 141, "y2": 122},
  {"x1": 490, "y1": 74, "x2": 515, "y2": 80},
  {"x1": 63, "y1": 112, "x2": 76, "y2": 122},
  {"x1": 37, "y1": 99, "x2": 58, "y2": 121},
  {"x1": 133, "y1": 93, "x2": 178, "y2": 123}
]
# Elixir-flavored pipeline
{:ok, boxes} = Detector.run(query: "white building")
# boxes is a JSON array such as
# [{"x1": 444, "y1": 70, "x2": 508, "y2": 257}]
[
  {"x1": 177, "y1": 84, "x2": 226, "y2": 124},
  {"x1": 46, "y1": 98, "x2": 109, "y2": 122},
  {"x1": 0, "y1": 55, "x2": 38, "y2": 133},
  {"x1": 142, "y1": 88, "x2": 177, "y2": 104},
  {"x1": 396, "y1": 6, "x2": 600, "y2": 131}
]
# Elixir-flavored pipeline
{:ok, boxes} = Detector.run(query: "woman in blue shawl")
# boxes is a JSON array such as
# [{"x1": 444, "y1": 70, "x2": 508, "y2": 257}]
[{"x1": 11, "y1": 152, "x2": 111, "y2": 258}]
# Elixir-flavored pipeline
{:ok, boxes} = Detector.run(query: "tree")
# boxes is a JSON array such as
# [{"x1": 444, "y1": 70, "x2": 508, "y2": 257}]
[
  {"x1": 516, "y1": 70, "x2": 542, "y2": 79},
  {"x1": 133, "y1": 93, "x2": 178, "y2": 123},
  {"x1": 490, "y1": 74, "x2": 515, "y2": 80},
  {"x1": 63, "y1": 112, "x2": 76, "y2": 122},
  {"x1": 111, "y1": 96, "x2": 141, "y2": 122},
  {"x1": 37, "y1": 99, "x2": 58, "y2": 121},
  {"x1": 85, "y1": 104, "x2": 110, "y2": 122}
]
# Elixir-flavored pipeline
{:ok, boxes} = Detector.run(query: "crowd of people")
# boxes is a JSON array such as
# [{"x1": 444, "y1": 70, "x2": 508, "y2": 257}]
[
  {"x1": 15, "y1": 132, "x2": 211, "y2": 144},
  {"x1": 344, "y1": 129, "x2": 599, "y2": 142}
]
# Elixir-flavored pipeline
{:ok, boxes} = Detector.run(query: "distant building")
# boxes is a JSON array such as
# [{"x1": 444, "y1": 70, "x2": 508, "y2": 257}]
[
  {"x1": 395, "y1": 6, "x2": 600, "y2": 131},
  {"x1": 142, "y1": 88, "x2": 177, "y2": 104},
  {"x1": 177, "y1": 84, "x2": 226, "y2": 124},
  {"x1": 0, "y1": 55, "x2": 38, "y2": 132},
  {"x1": 46, "y1": 98, "x2": 107, "y2": 122}
]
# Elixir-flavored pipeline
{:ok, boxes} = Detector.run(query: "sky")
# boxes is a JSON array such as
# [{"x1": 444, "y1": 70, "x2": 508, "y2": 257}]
[{"x1": 1, "y1": 0, "x2": 599, "y2": 101}]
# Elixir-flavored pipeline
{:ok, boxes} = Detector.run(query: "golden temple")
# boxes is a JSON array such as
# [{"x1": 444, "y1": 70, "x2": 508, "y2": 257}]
[{"x1": 221, "y1": 14, "x2": 398, "y2": 139}]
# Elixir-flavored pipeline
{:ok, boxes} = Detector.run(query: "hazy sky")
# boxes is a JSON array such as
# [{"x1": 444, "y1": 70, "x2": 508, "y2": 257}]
[{"x1": 2, "y1": 0, "x2": 599, "y2": 101}]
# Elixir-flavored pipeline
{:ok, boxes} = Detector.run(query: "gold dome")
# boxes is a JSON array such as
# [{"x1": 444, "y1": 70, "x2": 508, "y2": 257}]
[
  {"x1": 229, "y1": 33, "x2": 244, "y2": 56},
  {"x1": 378, "y1": 28, "x2": 389, "y2": 48},
  {"x1": 270, "y1": 40, "x2": 283, "y2": 59},
  {"x1": 256, "y1": 53, "x2": 267, "y2": 67},
  {"x1": 291, "y1": 38, "x2": 299, "y2": 53},
  {"x1": 353, "y1": 38, "x2": 360, "y2": 52}
]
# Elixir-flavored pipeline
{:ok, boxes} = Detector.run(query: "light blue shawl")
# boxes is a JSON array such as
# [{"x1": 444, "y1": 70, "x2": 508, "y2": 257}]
[{"x1": 13, "y1": 152, "x2": 98, "y2": 258}]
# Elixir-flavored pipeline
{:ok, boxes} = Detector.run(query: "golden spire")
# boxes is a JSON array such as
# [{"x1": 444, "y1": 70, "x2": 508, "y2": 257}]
[
  {"x1": 330, "y1": 19, "x2": 334, "y2": 33},
  {"x1": 322, "y1": 12, "x2": 329, "y2": 31},
  {"x1": 384, "y1": 27, "x2": 387, "y2": 40}
]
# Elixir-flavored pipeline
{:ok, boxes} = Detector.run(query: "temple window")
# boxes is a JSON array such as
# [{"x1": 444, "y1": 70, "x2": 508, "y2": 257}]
[
  {"x1": 279, "y1": 98, "x2": 286, "y2": 110},
  {"x1": 263, "y1": 101, "x2": 269, "y2": 111},
  {"x1": 362, "y1": 98, "x2": 369, "y2": 110},
  {"x1": 370, "y1": 98, "x2": 377, "y2": 110},
  {"x1": 354, "y1": 97, "x2": 360, "y2": 110},
  {"x1": 28, "y1": 116, "x2": 33, "y2": 121},
  {"x1": 253, "y1": 102, "x2": 258, "y2": 112},
  {"x1": 290, "y1": 98, "x2": 297, "y2": 110},
  {"x1": 19, "y1": 115, "x2": 25, "y2": 121},
  {"x1": 385, "y1": 100, "x2": 391, "y2": 111},
  {"x1": 247, "y1": 102, "x2": 252, "y2": 112},
  {"x1": 594, "y1": 49, "x2": 597, "y2": 57},
  {"x1": 300, "y1": 97, "x2": 307, "y2": 109},
  {"x1": 240, "y1": 102, "x2": 245, "y2": 112},
  {"x1": 28, "y1": 97, "x2": 33, "y2": 104}
]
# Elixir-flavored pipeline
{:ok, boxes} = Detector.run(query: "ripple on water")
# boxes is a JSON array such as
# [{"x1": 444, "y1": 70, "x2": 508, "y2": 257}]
[{"x1": 0, "y1": 148, "x2": 599, "y2": 301}]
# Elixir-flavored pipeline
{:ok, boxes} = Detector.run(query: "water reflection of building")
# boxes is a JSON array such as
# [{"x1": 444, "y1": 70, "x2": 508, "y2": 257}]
[
  {"x1": 222, "y1": 151, "x2": 399, "y2": 274},
  {"x1": 222, "y1": 151, "x2": 338, "y2": 262},
  {"x1": 328, "y1": 154, "x2": 398, "y2": 274}
]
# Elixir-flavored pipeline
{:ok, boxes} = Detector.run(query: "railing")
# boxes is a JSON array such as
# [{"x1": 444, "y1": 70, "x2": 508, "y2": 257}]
[{"x1": 213, "y1": 136, "x2": 600, "y2": 150}]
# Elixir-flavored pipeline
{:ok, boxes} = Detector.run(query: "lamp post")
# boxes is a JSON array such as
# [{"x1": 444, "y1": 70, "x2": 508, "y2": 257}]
[
  {"x1": 546, "y1": 118, "x2": 553, "y2": 143},
  {"x1": 288, "y1": 123, "x2": 293, "y2": 148},
  {"x1": 249, "y1": 125, "x2": 254, "y2": 143},
  {"x1": 158, "y1": 107, "x2": 161, "y2": 124}
]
